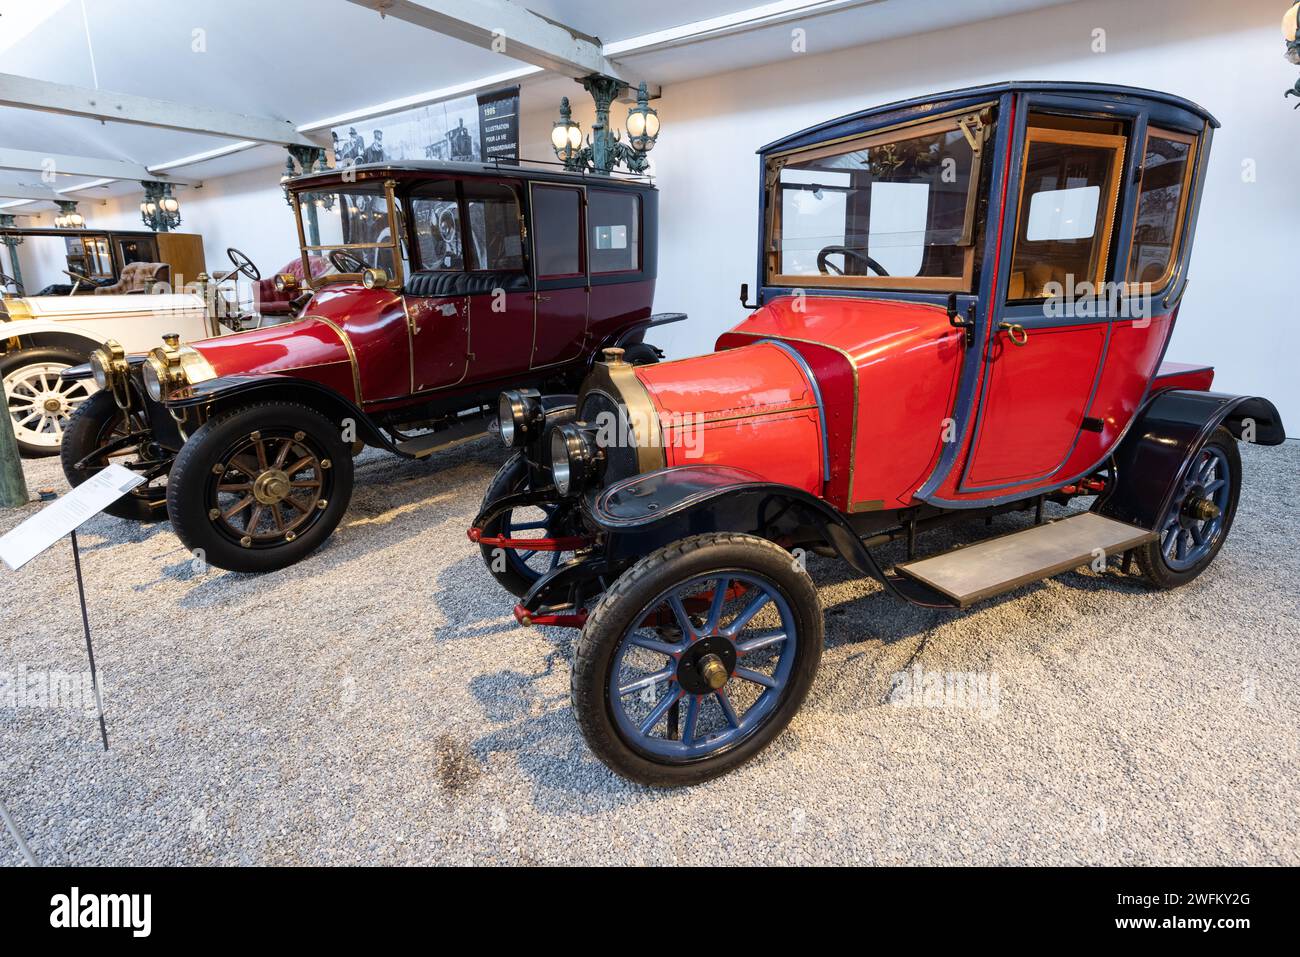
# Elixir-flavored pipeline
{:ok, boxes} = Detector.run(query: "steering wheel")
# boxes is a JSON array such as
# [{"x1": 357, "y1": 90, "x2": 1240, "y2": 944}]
[
  {"x1": 329, "y1": 249, "x2": 368, "y2": 273},
  {"x1": 816, "y1": 245, "x2": 890, "y2": 277},
  {"x1": 0, "y1": 271, "x2": 22, "y2": 295},
  {"x1": 225, "y1": 247, "x2": 261, "y2": 282}
]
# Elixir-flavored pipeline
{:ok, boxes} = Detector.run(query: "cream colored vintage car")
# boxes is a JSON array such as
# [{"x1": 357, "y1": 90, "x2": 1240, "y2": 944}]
[{"x1": 0, "y1": 290, "x2": 228, "y2": 456}]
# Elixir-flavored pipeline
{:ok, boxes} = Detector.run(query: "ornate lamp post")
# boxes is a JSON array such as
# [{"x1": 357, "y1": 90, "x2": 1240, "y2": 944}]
[
  {"x1": 1285, "y1": 2, "x2": 1300, "y2": 103},
  {"x1": 139, "y1": 181, "x2": 182, "y2": 232},
  {"x1": 280, "y1": 145, "x2": 331, "y2": 247},
  {"x1": 551, "y1": 79, "x2": 660, "y2": 175},
  {"x1": 53, "y1": 201, "x2": 85, "y2": 229},
  {"x1": 0, "y1": 214, "x2": 24, "y2": 294}
]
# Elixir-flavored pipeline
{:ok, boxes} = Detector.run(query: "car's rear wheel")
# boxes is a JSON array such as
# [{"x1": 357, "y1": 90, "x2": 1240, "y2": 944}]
[
  {"x1": 572, "y1": 533, "x2": 823, "y2": 787},
  {"x1": 60, "y1": 389, "x2": 169, "y2": 521},
  {"x1": 166, "y1": 401, "x2": 353, "y2": 573},
  {"x1": 1, "y1": 347, "x2": 97, "y2": 456},
  {"x1": 1136, "y1": 427, "x2": 1240, "y2": 589}
]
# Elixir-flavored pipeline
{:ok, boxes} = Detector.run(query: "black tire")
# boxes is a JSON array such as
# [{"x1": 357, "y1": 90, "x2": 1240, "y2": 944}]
[
  {"x1": 572, "y1": 532, "x2": 823, "y2": 787},
  {"x1": 621, "y1": 342, "x2": 661, "y2": 366},
  {"x1": 1135, "y1": 427, "x2": 1241, "y2": 589},
  {"x1": 478, "y1": 451, "x2": 581, "y2": 597},
  {"x1": 60, "y1": 389, "x2": 168, "y2": 521},
  {"x1": 166, "y1": 401, "x2": 353, "y2": 573},
  {"x1": 1, "y1": 346, "x2": 95, "y2": 457}
]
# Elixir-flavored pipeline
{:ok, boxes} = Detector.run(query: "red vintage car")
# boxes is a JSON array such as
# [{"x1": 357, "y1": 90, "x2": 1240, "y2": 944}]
[
  {"x1": 470, "y1": 82, "x2": 1286, "y2": 786},
  {"x1": 60, "y1": 160, "x2": 681, "y2": 572}
]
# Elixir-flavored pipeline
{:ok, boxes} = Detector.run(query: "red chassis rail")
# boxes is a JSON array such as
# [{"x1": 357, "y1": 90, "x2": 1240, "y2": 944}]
[{"x1": 466, "y1": 527, "x2": 594, "y2": 551}]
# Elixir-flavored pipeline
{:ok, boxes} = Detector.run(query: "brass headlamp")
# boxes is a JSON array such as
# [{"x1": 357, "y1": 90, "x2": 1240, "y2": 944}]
[
  {"x1": 89, "y1": 339, "x2": 132, "y2": 408},
  {"x1": 142, "y1": 332, "x2": 216, "y2": 402}
]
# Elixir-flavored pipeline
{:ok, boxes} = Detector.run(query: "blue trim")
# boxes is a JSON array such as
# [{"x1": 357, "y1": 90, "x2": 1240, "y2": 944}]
[
  {"x1": 753, "y1": 338, "x2": 831, "y2": 483},
  {"x1": 757, "y1": 81, "x2": 1217, "y2": 156}
]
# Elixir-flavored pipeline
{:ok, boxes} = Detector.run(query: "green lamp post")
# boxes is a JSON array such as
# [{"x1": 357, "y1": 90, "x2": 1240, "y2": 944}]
[
  {"x1": 0, "y1": 214, "x2": 24, "y2": 294},
  {"x1": 140, "y1": 181, "x2": 181, "y2": 232},
  {"x1": 281, "y1": 145, "x2": 331, "y2": 247},
  {"x1": 551, "y1": 79, "x2": 659, "y2": 175}
]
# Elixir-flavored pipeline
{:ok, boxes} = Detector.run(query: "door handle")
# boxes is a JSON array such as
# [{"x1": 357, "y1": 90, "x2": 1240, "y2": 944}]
[
  {"x1": 532, "y1": 293, "x2": 552, "y2": 302},
  {"x1": 998, "y1": 322, "x2": 1028, "y2": 346}
]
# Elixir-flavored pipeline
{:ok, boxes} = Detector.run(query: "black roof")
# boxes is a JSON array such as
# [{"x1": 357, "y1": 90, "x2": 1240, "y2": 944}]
[
  {"x1": 288, "y1": 158, "x2": 655, "y2": 191},
  {"x1": 759, "y1": 81, "x2": 1219, "y2": 154}
]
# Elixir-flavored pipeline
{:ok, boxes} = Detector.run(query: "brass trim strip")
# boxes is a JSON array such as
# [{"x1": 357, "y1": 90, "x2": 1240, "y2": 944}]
[
  {"x1": 304, "y1": 315, "x2": 363, "y2": 404},
  {"x1": 694, "y1": 404, "x2": 819, "y2": 426}
]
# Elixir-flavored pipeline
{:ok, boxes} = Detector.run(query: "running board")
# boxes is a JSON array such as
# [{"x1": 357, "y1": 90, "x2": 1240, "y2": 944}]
[
  {"x1": 895, "y1": 512, "x2": 1155, "y2": 608},
  {"x1": 393, "y1": 414, "x2": 490, "y2": 459}
]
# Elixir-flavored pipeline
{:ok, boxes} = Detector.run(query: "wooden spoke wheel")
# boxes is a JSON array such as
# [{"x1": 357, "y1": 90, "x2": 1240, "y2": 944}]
[{"x1": 166, "y1": 401, "x2": 354, "y2": 573}]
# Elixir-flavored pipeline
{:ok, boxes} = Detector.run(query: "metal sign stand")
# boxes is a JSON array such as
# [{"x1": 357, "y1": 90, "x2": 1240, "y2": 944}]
[{"x1": 69, "y1": 529, "x2": 109, "y2": 751}]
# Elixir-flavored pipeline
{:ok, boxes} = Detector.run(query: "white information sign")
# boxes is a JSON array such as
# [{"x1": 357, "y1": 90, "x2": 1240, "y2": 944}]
[{"x1": 0, "y1": 464, "x2": 144, "y2": 571}]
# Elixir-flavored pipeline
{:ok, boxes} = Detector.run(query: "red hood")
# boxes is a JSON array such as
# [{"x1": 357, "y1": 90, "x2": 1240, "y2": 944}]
[{"x1": 191, "y1": 316, "x2": 352, "y2": 377}]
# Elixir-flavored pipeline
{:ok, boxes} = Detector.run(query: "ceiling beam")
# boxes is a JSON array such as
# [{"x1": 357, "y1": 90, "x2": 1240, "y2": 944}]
[
  {"x1": 348, "y1": 0, "x2": 623, "y2": 80},
  {"x1": 0, "y1": 184, "x2": 63, "y2": 202},
  {"x1": 0, "y1": 72, "x2": 322, "y2": 147},
  {"x1": 0, "y1": 148, "x2": 198, "y2": 186}
]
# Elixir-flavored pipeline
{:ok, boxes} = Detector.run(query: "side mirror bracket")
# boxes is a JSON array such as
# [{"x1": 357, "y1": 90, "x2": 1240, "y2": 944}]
[
  {"x1": 739, "y1": 283, "x2": 760, "y2": 310},
  {"x1": 947, "y1": 292, "x2": 976, "y2": 346}
]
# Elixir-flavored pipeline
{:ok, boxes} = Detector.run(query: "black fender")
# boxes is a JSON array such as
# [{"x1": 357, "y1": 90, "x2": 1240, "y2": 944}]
[
  {"x1": 588, "y1": 465, "x2": 885, "y2": 580},
  {"x1": 1095, "y1": 389, "x2": 1285, "y2": 530},
  {"x1": 587, "y1": 312, "x2": 686, "y2": 366},
  {"x1": 165, "y1": 374, "x2": 396, "y2": 451}
]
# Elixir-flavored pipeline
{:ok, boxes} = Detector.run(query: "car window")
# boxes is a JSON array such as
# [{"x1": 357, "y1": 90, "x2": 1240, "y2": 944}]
[
  {"x1": 1008, "y1": 123, "x2": 1127, "y2": 300},
  {"x1": 297, "y1": 186, "x2": 397, "y2": 274},
  {"x1": 1127, "y1": 128, "x2": 1195, "y2": 290},
  {"x1": 410, "y1": 182, "x2": 463, "y2": 271},
  {"x1": 588, "y1": 189, "x2": 639, "y2": 274},
  {"x1": 765, "y1": 109, "x2": 990, "y2": 291},
  {"x1": 464, "y1": 183, "x2": 524, "y2": 271},
  {"x1": 531, "y1": 185, "x2": 582, "y2": 277}
]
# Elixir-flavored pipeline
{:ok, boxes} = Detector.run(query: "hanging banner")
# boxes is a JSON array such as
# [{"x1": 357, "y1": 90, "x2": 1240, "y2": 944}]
[{"x1": 331, "y1": 86, "x2": 520, "y2": 167}]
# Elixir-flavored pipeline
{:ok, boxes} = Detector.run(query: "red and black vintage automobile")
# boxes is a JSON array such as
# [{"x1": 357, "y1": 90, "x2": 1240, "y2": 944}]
[
  {"x1": 471, "y1": 82, "x2": 1286, "y2": 786},
  {"x1": 60, "y1": 160, "x2": 681, "y2": 572}
]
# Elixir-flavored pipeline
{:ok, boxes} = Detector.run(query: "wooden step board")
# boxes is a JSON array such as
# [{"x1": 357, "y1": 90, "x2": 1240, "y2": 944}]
[
  {"x1": 394, "y1": 415, "x2": 489, "y2": 459},
  {"x1": 895, "y1": 512, "x2": 1155, "y2": 608}
]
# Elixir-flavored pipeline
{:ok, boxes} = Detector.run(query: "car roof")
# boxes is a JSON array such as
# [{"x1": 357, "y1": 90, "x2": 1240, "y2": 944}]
[
  {"x1": 288, "y1": 158, "x2": 656, "y2": 191},
  {"x1": 759, "y1": 80, "x2": 1219, "y2": 154}
]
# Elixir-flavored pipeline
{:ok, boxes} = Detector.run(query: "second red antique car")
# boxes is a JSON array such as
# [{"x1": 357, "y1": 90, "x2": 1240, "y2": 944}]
[
  {"x1": 471, "y1": 82, "x2": 1286, "y2": 786},
  {"x1": 59, "y1": 160, "x2": 680, "y2": 572}
]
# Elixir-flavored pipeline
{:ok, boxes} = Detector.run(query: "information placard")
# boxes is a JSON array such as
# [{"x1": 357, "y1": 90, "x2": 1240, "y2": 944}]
[{"x1": 0, "y1": 464, "x2": 144, "y2": 571}]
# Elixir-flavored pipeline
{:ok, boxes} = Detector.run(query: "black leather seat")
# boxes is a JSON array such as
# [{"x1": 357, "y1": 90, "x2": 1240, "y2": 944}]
[{"x1": 404, "y1": 270, "x2": 530, "y2": 298}]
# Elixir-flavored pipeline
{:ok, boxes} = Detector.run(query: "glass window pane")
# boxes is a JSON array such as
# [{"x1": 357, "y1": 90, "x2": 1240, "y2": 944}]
[
  {"x1": 464, "y1": 184, "x2": 524, "y2": 271},
  {"x1": 1008, "y1": 131, "x2": 1122, "y2": 300},
  {"x1": 409, "y1": 182, "x2": 463, "y2": 271},
  {"x1": 769, "y1": 118, "x2": 980, "y2": 284},
  {"x1": 588, "y1": 189, "x2": 639, "y2": 273},
  {"x1": 297, "y1": 188, "x2": 395, "y2": 273},
  {"x1": 1128, "y1": 132, "x2": 1192, "y2": 287},
  {"x1": 532, "y1": 186, "x2": 581, "y2": 277}
]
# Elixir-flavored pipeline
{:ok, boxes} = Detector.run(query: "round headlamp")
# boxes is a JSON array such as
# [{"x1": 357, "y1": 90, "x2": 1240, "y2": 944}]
[
  {"x1": 361, "y1": 267, "x2": 389, "y2": 290},
  {"x1": 274, "y1": 273, "x2": 299, "y2": 294},
  {"x1": 88, "y1": 350, "x2": 110, "y2": 390},
  {"x1": 498, "y1": 388, "x2": 543, "y2": 448},
  {"x1": 550, "y1": 423, "x2": 596, "y2": 496},
  {"x1": 142, "y1": 354, "x2": 167, "y2": 401}
]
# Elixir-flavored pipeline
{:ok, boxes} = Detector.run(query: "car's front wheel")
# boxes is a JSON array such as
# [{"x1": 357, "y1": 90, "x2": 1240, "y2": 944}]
[
  {"x1": 572, "y1": 533, "x2": 823, "y2": 787},
  {"x1": 1, "y1": 346, "x2": 97, "y2": 456},
  {"x1": 61, "y1": 389, "x2": 169, "y2": 521},
  {"x1": 166, "y1": 401, "x2": 354, "y2": 573},
  {"x1": 477, "y1": 452, "x2": 584, "y2": 597}
]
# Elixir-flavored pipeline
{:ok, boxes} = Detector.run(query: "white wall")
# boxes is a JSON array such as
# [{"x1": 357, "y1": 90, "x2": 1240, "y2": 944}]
[{"x1": 19, "y1": 0, "x2": 1295, "y2": 430}]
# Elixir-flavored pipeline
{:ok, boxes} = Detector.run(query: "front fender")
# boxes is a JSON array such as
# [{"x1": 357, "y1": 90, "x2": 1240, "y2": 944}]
[
  {"x1": 1096, "y1": 389, "x2": 1285, "y2": 530},
  {"x1": 164, "y1": 374, "x2": 393, "y2": 451},
  {"x1": 586, "y1": 465, "x2": 883, "y2": 582}
]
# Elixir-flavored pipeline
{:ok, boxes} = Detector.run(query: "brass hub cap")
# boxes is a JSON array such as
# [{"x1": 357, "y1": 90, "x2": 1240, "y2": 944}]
[
  {"x1": 253, "y1": 469, "x2": 292, "y2": 505},
  {"x1": 699, "y1": 654, "x2": 729, "y2": 691},
  {"x1": 209, "y1": 431, "x2": 327, "y2": 546},
  {"x1": 1185, "y1": 496, "x2": 1221, "y2": 523}
]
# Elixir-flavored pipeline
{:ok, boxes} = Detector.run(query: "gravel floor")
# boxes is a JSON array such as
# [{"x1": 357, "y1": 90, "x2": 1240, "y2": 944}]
[{"x1": 0, "y1": 437, "x2": 1297, "y2": 866}]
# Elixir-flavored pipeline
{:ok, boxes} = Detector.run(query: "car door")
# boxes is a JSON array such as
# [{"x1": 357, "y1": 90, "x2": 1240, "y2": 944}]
[
  {"x1": 405, "y1": 181, "x2": 470, "y2": 392},
  {"x1": 528, "y1": 183, "x2": 588, "y2": 369},
  {"x1": 461, "y1": 180, "x2": 533, "y2": 381},
  {"x1": 960, "y1": 117, "x2": 1128, "y2": 490}
]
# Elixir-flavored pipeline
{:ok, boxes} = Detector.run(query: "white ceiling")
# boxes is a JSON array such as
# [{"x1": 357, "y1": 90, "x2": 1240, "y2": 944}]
[{"x1": 0, "y1": 0, "x2": 1077, "y2": 208}]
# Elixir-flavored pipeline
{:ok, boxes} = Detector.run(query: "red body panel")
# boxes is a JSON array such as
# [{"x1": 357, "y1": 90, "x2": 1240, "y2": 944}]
[
  {"x1": 193, "y1": 315, "x2": 358, "y2": 402},
  {"x1": 634, "y1": 342, "x2": 824, "y2": 494},
  {"x1": 1150, "y1": 360, "x2": 1214, "y2": 393},
  {"x1": 303, "y1": 285, "x2": 410, "y2": 404},
  {"x1": 715, "y1": 297, "x2": 964, "y2": 511}
]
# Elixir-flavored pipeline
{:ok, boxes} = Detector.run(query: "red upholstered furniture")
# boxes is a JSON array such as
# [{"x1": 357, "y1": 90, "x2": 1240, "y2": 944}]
[{"x1": 253, "y1": 256, "x2": 327, "y2": 316}]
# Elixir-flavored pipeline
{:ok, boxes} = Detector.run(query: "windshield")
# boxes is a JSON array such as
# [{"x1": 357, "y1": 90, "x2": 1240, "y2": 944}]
[
  {"x1": 765, "y1": 109, "x2": 990, "y2": 291},
  {"x1": 295, "y1": 186, "x2": 401, "y2": 281}
]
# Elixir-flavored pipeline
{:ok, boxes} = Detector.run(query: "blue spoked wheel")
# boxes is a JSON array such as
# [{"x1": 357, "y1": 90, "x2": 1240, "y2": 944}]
[
  {"x1": 478, "y1": 452, "x2": 580, "y2": 597},
  {"x1": 572, "y1": 533, "x2": 823, "y2": 787},
  {"x1": 1137, "y1": 427, "x2": 1241, "y2": 588}
]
